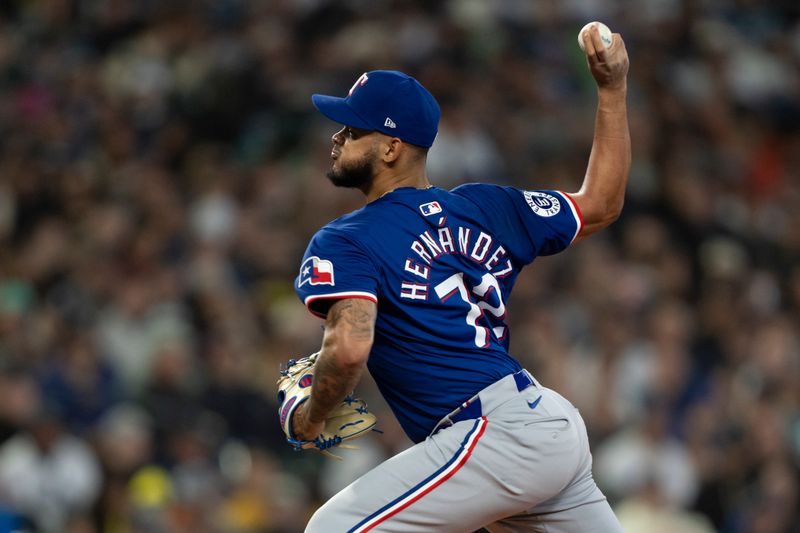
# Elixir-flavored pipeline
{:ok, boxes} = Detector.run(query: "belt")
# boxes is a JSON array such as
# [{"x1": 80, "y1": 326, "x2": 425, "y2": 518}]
[{"x1": 433, "y1": 370, "x2": 538, "y2": 434}]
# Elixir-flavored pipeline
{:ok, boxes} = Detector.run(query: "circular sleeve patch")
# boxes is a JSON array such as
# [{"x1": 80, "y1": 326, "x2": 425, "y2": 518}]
[{"x1": 523, "y1": 191, "x2": 561, "y2": 217}]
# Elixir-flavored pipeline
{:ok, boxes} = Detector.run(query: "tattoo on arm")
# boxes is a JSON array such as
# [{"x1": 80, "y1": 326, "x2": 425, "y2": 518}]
[
  {"x1": 326, "y1": 299, "x2": 376, "y2": 341},
  {"x1": 306, "y1": 299, "x2": 376, "y2": 423},
  {"x1": 307, "y1": 354, "x2": 361, "y2": 423}
]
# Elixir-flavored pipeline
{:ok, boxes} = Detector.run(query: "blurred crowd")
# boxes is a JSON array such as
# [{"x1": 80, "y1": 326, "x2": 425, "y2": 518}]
[{"x1": 0, "y1": 0, "x2": 798, "y2": 532}]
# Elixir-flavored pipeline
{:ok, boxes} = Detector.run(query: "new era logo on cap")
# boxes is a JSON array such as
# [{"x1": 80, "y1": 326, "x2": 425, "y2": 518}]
[{"x1": 311, "y1": 70, "x2": 441, "y2": 148}]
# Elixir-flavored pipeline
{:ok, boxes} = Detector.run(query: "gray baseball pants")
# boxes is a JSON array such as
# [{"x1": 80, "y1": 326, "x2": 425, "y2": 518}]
[{"x1": 305, "y1": 372, "x2": 623, "y2": 532}]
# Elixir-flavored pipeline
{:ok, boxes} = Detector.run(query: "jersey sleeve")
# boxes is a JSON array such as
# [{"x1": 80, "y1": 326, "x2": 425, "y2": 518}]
[
  {"x1": 452, "y1": 184, "x2": 583, "y2": 264},
  {"x1": 295, "y1": 226, "x2": 380, "y2": 318}
]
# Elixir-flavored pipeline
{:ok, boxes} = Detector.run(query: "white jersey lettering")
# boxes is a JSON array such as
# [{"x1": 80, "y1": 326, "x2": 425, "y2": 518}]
[
  {"x1": 471, "y1": 232, "x2": 493, "y2": 262},
  {"x1": 411, "y1": 240, "x2": 432, "y2": 264},
  {"x1": 400, "y1": 282, "x2": 429, "y2": 301},
  {"x1": 484, "y1": 246, "x2": 507, "y2": 271},
  {"x1": 405, "y1": 226, "x2": 513, "y2": 279},
  {"x1": 419, "y1": 231, "x2": 443, "y2": 258},
  {"x1": 438, "y1": 227, "x2": 455, "y2": 254},
  {"x1": 457, "y1": 227, "x2": 471, "y2": 255},
  {"x1": 494, "y1": 259, "x2": 514, "y2": 277},
  {"x1": 404, "y1": 258, "x2": 430, "y2": 280}
]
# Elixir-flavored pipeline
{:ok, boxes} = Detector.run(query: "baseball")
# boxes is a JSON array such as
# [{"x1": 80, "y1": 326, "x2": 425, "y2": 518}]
[{"x1": 578, "y1": 22, "x2": 613, "y2": 52}]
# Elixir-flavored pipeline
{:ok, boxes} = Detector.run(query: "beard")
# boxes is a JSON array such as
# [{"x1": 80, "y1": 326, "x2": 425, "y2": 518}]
[{"x1": 326, "y1": 151, "x2": 376, "y2": 189}]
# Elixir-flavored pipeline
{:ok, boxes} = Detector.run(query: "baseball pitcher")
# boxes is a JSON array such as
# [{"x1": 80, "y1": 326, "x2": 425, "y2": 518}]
[{"x1": 282, "y1": 25, "x2": 629, "y2": 532}]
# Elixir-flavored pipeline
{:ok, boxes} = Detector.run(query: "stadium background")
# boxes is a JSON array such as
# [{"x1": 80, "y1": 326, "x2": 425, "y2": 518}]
[{"x1": 0, "y1": 1, "x2": 798, "y2": 532}]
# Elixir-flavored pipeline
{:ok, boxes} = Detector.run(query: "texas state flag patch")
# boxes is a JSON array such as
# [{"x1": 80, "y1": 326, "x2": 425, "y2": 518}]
[{"x1": 298, "y1": 256, "x2": 335, "y2": 287}]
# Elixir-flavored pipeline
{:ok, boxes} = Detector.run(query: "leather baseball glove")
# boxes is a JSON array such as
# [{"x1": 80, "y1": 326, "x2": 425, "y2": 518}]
[{"x1": 277, "y1": 352, "x2": 377, "y2": 458}]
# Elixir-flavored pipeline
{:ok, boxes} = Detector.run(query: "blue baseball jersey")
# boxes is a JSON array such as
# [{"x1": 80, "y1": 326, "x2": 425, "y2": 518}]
[{"x1": 295, "y1": 184, "x2": 582, "y2": 443}]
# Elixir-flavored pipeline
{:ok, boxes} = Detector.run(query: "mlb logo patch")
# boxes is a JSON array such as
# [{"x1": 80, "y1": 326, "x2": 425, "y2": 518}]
[
  {"x1": 419, "y1": 201, "x2": 442, "y2": 216},
  {"x1": 298, "y1": 256, "x2": 335, "y2": 286}
]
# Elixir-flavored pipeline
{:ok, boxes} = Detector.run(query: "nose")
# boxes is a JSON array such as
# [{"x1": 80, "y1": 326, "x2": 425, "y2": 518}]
[{"x1": 332, "y1": 127, "x2": 346, "y2": 145}]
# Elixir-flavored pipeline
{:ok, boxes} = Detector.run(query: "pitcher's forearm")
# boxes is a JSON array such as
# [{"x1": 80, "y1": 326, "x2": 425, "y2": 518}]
[
  {"x1": 305, "y1": 298, "x2": 375, "y2": 424},
  {"x1": 306, "y1": 346, "x2": 365, "y2": 423},
  {"x1": 587, "y1": 87, "x2": 630, "y2": 204},
  {"x1": 573, "y1": 87, "x2": 630, "y2": 235}
]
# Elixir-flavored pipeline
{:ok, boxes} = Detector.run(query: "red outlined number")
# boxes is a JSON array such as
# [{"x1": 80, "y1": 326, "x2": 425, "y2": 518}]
[{"x1": 434, "y1": 272, "x2": 506, "y2": 347}]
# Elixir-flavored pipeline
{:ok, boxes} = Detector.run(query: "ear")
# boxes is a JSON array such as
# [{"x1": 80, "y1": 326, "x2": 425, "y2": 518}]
[{"x1": 380, "y1": 137, "x2": 404, "y2": 164}]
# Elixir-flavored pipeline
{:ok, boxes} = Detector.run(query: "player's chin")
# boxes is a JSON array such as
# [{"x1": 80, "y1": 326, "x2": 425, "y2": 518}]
[
  {"x1": 325, "y1": 168, "x2": 346, "y2": 187},
  {"x1": 325, "y1": 155, "x2": 374, "y2": 189}
]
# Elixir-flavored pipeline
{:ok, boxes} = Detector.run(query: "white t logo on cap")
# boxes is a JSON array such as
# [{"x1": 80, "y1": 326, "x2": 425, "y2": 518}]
[
  {"x1": 348, "y1": 72, "x2": 369, "y2": 96},
  {"x1": 384, "y1": 117, "x2": 396, "y2": 128}
]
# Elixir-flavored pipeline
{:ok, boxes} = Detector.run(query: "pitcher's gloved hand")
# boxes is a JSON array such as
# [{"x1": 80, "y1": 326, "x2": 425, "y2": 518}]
[{"x1": 277, "y1": 353, "x2": 378, "y2": 458}]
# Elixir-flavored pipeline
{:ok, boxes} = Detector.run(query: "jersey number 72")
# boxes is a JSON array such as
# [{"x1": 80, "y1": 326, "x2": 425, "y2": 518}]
[{"x1": 434, "y1": 272, "x2": 507, "y2": 348}]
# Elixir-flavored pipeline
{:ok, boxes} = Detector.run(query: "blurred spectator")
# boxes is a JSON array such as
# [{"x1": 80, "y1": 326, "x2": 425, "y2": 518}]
[
  {"x1": 39, "y1": 332, "x2": 121, "y2": 435},
  {"x1": 200, "y1": 337, "x2": 285, "y2": 450},
  {"x1": 615, "y1": 479, "x2": 715, "y2": 533},
  {"x1": 595, "y1": 394, "x2": 699, "y2": 509},
  {"x1": 0, "y1": 366, "x2": 40, "y2": 445},
  {"x1": 0, "y1": 400, "x2": 101, "y2": 532},
  {"x1": 94, "y1": 276, "x2": 193, "y2": 395}
]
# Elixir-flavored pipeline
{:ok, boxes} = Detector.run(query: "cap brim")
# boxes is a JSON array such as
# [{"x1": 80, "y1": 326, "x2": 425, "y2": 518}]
[{"x1": 311, "y1": 94, "x2": 374, "y2": 130}]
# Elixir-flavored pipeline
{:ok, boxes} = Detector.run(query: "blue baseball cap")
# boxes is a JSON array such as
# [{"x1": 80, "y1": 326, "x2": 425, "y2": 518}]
[{"x1": 312, "y1": 70, "x2": 441, "y2": 148}]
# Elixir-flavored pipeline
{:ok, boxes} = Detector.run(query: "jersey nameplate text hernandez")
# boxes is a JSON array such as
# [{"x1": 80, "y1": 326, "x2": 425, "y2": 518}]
[{"x1": 401, "y1": 220, "x2": 512, "y2": 303}]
